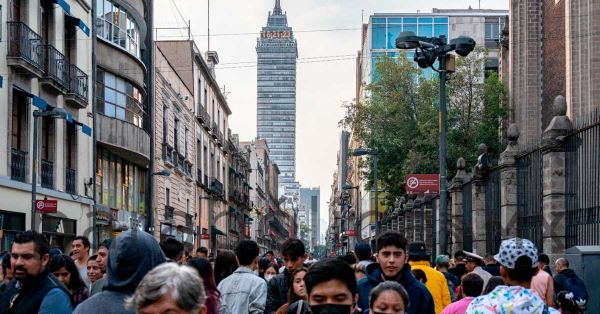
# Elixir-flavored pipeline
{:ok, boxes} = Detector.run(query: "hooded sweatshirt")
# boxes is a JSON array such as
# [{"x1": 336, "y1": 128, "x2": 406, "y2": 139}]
[
  {"x1": 357, "y1": 262, "x2": 435, "y2": 314},
  {"x1": 74, "y1": 230, "x2": 167, "y2": 314},
  {"x1": 466, "y1": 285, "x2": 559, "y2": 314}
]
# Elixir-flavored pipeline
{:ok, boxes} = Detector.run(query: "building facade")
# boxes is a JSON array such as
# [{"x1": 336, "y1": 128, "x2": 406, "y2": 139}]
[
  {"x1": 226, "y1": 133, "x2": 252, "y2": 249},
  {"x1": 0, "y1": 0, "x2": 94, "y2": 252},
  {"x1": 256, "y1": 0, "x2": 299, "y2": 196},
  {"x1": 299, "y1": 187, "x2": 320, "y2": 251},
  {"x1": 93, "y1": 0, "x2": 153, "y2": 245}
]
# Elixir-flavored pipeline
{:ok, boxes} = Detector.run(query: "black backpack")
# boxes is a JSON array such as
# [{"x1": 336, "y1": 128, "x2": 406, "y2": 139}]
[{"x1": 559, "y1": 275, "x2": 588, "y2": 311}]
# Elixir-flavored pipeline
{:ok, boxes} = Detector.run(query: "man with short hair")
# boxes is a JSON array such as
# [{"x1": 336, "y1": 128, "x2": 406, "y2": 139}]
[
  {"x1": 90, "y1": 239, "x2": 111, "y2": 296},
  {"x1": 0, "y1": 253, "x2": 14, "y2": 293},
  {"x1": 196, "y1": 246, "x2": 208, "y2": 259},
  {"x1": 357, "y1": 232, "x2": 435, "y2": 314},
  {"x1": 408, "y1": 241, "x2": 451, "y2": 314},
  {"x1": 218, "y1": 240, "x2": 266, "y2": 313},
  {"x1": 265, "y1": 239, "x2": 307, "y2": 314},
  {"x1": 466, "y1": 238, "x2": 559, "y2": 313},
  {"x1": 435, "y1": 255, "x2": 459, "y2": 300},
  {"x1": 160, "y1": 237, "x2": 185, "y2": 264},
  {"x1": 553, "y1": 257, "x2": 588, "y2": 312},
  {"x1": 448, "y1": 251, "x2": 468, "y2": 280},
  {"x1": 464, "y1": 251, "x2": 493, "y2": 293},
  {"x1": 354, "y1": 243, "x2": 372, "y2": 268},
  {"x1": 441, "y1": 273, "x2": 483, "y2": 314},
  {"x1": 72, "y1": 235, "x2": 91, "y2": 287},
  {"x1": 74, "y1": 230, "x2": 167, "y2": 314},
  {"x1": 0, "y1": 230, "x2": 72, "y2": 313},
  {"x1": 265, "y1": 250, "x2": 278, "y2": 268},
  {"x1": 86, "y1": 254, "x2": 101, "y2": 286},
  {"x1": 482, "y1": 254, "x2": 501, "y2": 276},
  {"x1": 304, "y1": 258, "x2": 358, "y2": 314}
]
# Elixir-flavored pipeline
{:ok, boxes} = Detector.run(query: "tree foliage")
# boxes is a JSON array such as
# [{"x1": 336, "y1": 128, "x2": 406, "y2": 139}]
[{"x1": 341, "y1": 49, "x2": 509, "y2": 203}]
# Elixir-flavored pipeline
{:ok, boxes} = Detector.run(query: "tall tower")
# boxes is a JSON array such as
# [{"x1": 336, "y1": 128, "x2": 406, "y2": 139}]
[{"x1": 256, "y1": 0, "x2": 299, "y2": 196}]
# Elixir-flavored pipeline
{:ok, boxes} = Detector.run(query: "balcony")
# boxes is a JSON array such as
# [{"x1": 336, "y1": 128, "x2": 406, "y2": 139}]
[
  {"x1": 65, "y1": 64, "x2": 88, "y2": 108},
  {"x1": 211, "y1": 121, "x2": 218, "y2": 139},
  {"x1": 204, "y1": 174, "x2": 209, "y2": 189},
  {"x1": 196, "y1": 105, "x2": 210, "y2": 127},
  {"x1": 41, "y1": 159, "x2": 54, "y2": 189},
  {"x1": 162, "y1": 143, "x2": 174, "y2": 167},
  {"x1": 7, "y1": 22, "x2": 45, "y2": 78},
  {"x1": 196, "y1": 168, "x2": 203, "y2": 187},
  {"x1": 65, "y1": 168, "x2": 77, "y2": 194},
  {"x1": 185, "y1": 213, "x2": 194, "y2": 228},
  {"x1": 95, "y1": 114, "x2": 151, "y2": 165},
  {"x1": 11, "y1": 148, "x2": 28, "y2": 183},
  {"x1": 210, "y1": 177, "x2": 224, "y2": 197},
  {"x1": 217, "y1": 131, "x2": 224, "y2": 147},
  {"x1": 165, "y1": 205, "x2": 175, "y2": 221},
  {"x1": 42, "y1": 45, "x2": 69, "y2": 93}
]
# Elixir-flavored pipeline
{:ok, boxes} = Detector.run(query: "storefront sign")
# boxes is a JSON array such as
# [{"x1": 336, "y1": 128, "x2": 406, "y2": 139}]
[
  {"x1": 404, "y1": 174, "x2": 440, "y2": 194},
  {"x1": 200, "y1": 233, "x2": 210, "y2": 240},
  {"x1": 347, "y1": 230, "x2": 356, "y2": 237},
  {"x1": 95, "y1": 207, "x2": 111, "y2": 224},
  {"x1": 35, "y1": 199, "x2": 58, "y2": 213}
]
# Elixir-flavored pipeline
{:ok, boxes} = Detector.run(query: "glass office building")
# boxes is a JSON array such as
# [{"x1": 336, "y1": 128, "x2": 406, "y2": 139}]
[{"x1": 256, "y1": 0, "x2": 299, "y2": 193}]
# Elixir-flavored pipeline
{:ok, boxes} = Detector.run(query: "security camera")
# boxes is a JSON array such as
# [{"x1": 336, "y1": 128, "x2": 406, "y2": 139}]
[{"x1": 450, "y1": 36, "x2": 476, "y2": 57}]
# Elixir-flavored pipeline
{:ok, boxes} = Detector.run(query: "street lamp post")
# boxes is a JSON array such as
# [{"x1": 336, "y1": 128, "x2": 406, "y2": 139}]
[
  {"x1": 351, "y1": 148, "x2": 378, "y2": 247},
  {"x1": 148, "y1": 169, "x2": 171, "y2": 235},
  {"x1": 31, "y1": 109, "x2": 69, "y2": 232},
  {"x1": 396, "y1": 31, "x2": 475, "y2": 256}
]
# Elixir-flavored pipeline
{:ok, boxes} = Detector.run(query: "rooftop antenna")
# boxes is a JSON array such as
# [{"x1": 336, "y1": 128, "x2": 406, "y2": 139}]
[
  {"x1": 207, "y1": 0, "x2": 211, "y2": 51},
  {"x1": 361, "y1": 9, "x2": 364, "y2": 25},
  {"x1": 479, "y1": 0, "x2": 481, "y2": 9}
]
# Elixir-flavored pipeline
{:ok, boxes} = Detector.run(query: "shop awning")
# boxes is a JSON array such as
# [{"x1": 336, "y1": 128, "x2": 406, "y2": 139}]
[
  {"x1": 49, "y1": 0, "x2": 70, "y2": 14},
  {"x1": 16, "y1": 86, "x2": 92, "y2": 136},
  {"x1": 211, "y1": 225, "x2": 226, "y2": 236},
  {"x1": 65, "y1": 15, "x2": 90, "y2": 36}
]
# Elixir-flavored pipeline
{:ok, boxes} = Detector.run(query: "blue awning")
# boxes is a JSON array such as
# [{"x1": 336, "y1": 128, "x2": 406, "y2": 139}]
[
  {"x1": 17, "y1": 87, "x2": 92, "y2": 137},
  {"x1": 65, "y1": 15, "x2": 90, "y2": 37},
  {"x1": 50, "y1": 0, "x2": 71, "y2": 14}
]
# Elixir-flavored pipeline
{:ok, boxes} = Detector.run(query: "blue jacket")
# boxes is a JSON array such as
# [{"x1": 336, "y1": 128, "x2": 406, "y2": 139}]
[{"x1": 357, "y1": 262, "x2": 435, "y2": 314}]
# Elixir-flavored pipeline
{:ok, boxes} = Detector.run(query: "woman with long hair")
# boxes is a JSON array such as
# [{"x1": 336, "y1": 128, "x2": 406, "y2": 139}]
[
  {"x1": 48, "y1": 254, "x2": 89, "y2": 307},
  {"x1": 187, "y1": 257, "x2": 221, "y2": 314},
  {"x1": 214, "y1": 249, "x2": 238, "y2": 286},
  {"x1": 276, "y1": 267, "x2": 309, "y2": 314}
]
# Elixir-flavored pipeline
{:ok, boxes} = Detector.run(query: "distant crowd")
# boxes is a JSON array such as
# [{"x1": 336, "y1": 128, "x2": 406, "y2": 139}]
[{"x1": 0, "y1": 229, "x2": 589, "y2": 314}]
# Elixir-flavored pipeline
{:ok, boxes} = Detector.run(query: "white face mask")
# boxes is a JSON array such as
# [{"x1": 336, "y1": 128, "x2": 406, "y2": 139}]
[{"x1": 265, "y1": 274, "x2": 275, "y2": 281}]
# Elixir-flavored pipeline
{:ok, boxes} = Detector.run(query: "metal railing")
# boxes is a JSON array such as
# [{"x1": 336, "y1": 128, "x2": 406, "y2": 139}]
[
  {"x1": 211, "y1": 121, "x2": 218, "y2": 139},
  {"x1": 7, "y1": 22, "x2": 44, "y2": 71},
  {"x1": 165, "y1": 205, "x2": 175, "y2": 220},
  {"x1": 44, "y1": 45, "x2": 69, "y2": 88},
  {"x1": 196, "y1": 105, "x2": 210, "y2": 125},
  {"x1": 516, "y1": 147, "x2": 544, "y2": 250},
  {"x1": 210, "y1": 177, "x2": 224, "y2": 196},
  {"x1": 566, "y1": 120, "x2": 600, "y2": 247},
  {"x1": 66, "y1": 168, "x2": 77, "y2": 194},
  {"x1": 68, "y1": 64, "x2": 88, "y2": 103},
  {"x1": 41, "y1": 159, "x2": 54, "y2": 189},
  {"x1": 485, "y1": 167, "x2": 501, "y2": 254},
  {"x1": 185, "y1": 214, "x2": 194, "y2": 228},
  {"x1": 11, "y1": 148, "x2": 28, "y2": 182},
  {"x1": 162, "y1": 143, "x2": 174, "y2": 165}
]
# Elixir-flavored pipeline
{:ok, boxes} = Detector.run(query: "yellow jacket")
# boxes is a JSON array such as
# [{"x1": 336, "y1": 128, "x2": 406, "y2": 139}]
[{"x1": 410, "y1": 261, "x2": 451, "y2": 314}]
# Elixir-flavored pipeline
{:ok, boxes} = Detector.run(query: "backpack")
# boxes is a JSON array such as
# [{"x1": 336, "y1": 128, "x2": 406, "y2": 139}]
[{"x1": 560, "y1": 275, "x2": 588, "y2": 311}]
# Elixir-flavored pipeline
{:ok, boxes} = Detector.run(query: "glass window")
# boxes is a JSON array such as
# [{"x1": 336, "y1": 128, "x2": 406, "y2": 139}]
[
  {"x1": 434, "y1": 17, "x2": 448, "y2": 23},
  {"x1": 372, "y1": 17, "x2": 386, "y2": 24},
  {"x1": 95, "y1": 0, "x2": 141, "y2": 57},
  {"x1": 404, "y1": 17, "x2": 417, "y2": 24},
  {"x1": 96, "y1": 69, "x2": 145, "y2": 128},
  {"x1": 371, "y1": 24, "x2": 386, "y2": 49},
  {"x1": 387, "y1": 24, "x2": 402, "y2": 49},
  {"x1": 404, "y1": 24, "x2": 417, "y2": 34},
  {"x1": 434, "y1": 24, "x2": 448, "y2": 38},
  {"x1": 419, "y1": 24, "x2": 433, "y2": 37},
  {"x1": 388, "y1": 18, "x2": 402, "y2": 24},
  {"x1": 418, "y1": 17, "x2": 433, "y2": 23}
]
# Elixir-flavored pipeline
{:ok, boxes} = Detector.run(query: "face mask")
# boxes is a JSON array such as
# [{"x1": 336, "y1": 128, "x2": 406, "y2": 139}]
[
  {"x1": 310, "y1": 304, "x2": 352, "y2": 314},
  {"x1": 265, "y1": 274, "x2": 275, "y2": 281}
]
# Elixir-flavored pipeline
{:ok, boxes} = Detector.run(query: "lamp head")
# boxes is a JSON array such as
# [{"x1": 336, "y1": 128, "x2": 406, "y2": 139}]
[
  {"x1": 351, "y1": 147, "x2": 370, "y2": 156},
  {"x1": 152, "y1": 169, "x2": 171, "y2": 177},
  {"x1": 450, "y1": 36, "x2": 476, "y2": 57},
  {"x1": 395, "y1": 31, "x2": 420, "y2": 49}
]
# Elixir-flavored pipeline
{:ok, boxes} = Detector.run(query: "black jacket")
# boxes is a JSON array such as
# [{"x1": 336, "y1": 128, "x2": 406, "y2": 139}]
[
  {"x1": 0, "y1": 270, "x2": 71, "y2": 314},
  {"x1": 448, "y1": 264, "x2": 468, "y2": 282},
  {"x1": 357, "y1": 263, "x2": 435, "y2": 314},
  {"x1": 265, "y1": 269, "x2": 292, "y2": 314}
]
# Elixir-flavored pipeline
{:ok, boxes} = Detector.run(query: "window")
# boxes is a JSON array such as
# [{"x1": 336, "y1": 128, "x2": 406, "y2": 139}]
[
  {"x1": 97, "y1": 147, "x2": 146, "y2": 213},
  {"x1": 485, "y1": 23, "x2": 500, "y2": 40},
  {"x1": 166, "y1": 188, "x2": 170, "y2": 206},
  {"x1": 162, "y1": 105, "x2": 168, "y2": 144},
  {"x1": 96, "y1": 70, "x2": 145, "y2": 128},
  {"x1": 174, "y1": 118, "x2": 179, "y2": 153},
  {"x1": 65, "y1": 123, "x2": 77, "y2": 170},
  {"x1": 95, "y1": 0, "x2": 140, "y2": 57},
  {"x1": 184, "y1": 128, "x2": 189, "y2": 159}
]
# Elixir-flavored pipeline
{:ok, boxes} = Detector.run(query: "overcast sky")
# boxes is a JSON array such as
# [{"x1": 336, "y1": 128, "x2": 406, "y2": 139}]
[{"x1": 154, "y1": 0, "x2": 509, "y2": 242}]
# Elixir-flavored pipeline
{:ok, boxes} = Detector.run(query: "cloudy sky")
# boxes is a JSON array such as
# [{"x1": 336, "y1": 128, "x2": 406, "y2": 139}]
[{"x1": 154, "y1": 0, "x2": 509, "y2": 242}]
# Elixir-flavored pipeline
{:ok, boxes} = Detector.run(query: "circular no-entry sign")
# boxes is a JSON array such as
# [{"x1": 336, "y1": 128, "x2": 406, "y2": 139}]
[{"x1": 407, "y1": 177, "x2": 419, "y2": 189}]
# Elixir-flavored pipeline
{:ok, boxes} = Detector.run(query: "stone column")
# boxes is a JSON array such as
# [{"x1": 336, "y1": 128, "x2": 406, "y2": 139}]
[
  {"x1": 423, "y1": 198, "x2": 433, "y2": 254},
  {"x1": 499, "y1": 124, "x2": 520, "y2": 239},
  {"x1": 449, "y1": 158, "x2": 469, "y2": 253},
  {"x1": 541, "y1": 96, "x2": 572, "y2": 254}
]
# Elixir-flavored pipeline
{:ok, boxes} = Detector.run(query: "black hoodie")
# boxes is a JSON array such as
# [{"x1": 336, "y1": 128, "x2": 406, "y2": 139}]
[
  {"x1": 357, "y1": 262, "x2": 435, "y2": 314},
  {"x1": 74, "y1": 230, "x2": 167, "y2": 314}
]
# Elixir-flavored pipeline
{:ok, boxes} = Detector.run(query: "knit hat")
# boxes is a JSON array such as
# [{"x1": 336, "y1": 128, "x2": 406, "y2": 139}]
[
  {"x1": 435, "y1": 255, "x2": 450, "y2": 265},
  {"x1": 494, "y1": 237, "x2": 538, "y2": 269}
]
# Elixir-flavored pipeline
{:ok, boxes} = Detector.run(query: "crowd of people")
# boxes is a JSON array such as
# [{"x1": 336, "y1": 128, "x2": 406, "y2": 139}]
[{"x1": 0, "y1": 229, "x2": 590, "y2": 314}]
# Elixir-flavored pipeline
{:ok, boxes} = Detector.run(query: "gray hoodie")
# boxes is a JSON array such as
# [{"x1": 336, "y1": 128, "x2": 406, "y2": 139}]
[{"x1": 74, "y1": 230, "x2": 167, "y2": 314}]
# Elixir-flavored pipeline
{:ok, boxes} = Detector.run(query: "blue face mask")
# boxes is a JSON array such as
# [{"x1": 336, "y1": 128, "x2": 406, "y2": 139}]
[{"x1": 310, "y1": 304, "x2": 352, "y2": 314}]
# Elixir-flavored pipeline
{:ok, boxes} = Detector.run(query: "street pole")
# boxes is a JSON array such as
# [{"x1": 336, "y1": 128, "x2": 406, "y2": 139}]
[
  {"x1": 31, "y1": 113, "x2": 39, "y2": 231},
  {"x1": 374, "y1": 154, "x2": 379, "y2": 243},
  {"x1": 438, "y1": 53, "x2": 448, "y2": 256}
]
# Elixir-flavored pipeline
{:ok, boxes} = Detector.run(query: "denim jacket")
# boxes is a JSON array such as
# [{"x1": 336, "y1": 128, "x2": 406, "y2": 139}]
[{"x1": 217, "y1": 266, "x2": 267, "y2": 314}]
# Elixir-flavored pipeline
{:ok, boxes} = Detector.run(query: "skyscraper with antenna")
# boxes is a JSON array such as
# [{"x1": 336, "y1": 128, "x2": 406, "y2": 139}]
[{"x1": 256, "y1": 0, "x2": 299, "y2": 197}]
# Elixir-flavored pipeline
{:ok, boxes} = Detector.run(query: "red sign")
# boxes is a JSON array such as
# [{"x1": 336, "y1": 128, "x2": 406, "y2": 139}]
[
  {"x1": 35, "y1": 199, "x2": 58, "y2": 213},
  {"x1": 347, "y1": 230, "x2": 356, "y2": 237},
  {"x1": 404, "y1": 174, "x2": 440, "y2": 194},
  {"x1": 200, "y1": 234, "x2": 210, "y2": 240}
]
